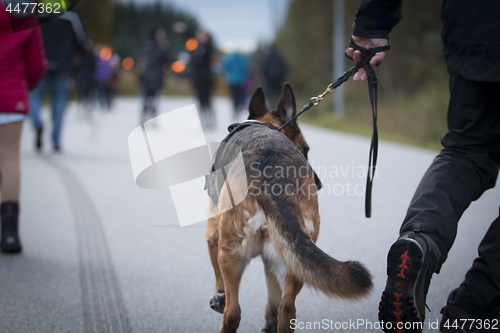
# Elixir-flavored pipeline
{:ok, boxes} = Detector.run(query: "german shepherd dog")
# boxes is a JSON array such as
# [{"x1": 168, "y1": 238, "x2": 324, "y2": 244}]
[{"x1": 206, "y1": 83, "x2": 372, "y2": 333}]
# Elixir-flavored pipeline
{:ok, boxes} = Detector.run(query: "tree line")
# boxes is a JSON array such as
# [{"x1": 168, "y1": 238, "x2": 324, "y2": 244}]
[{"x1": 276, "y1": 0, "x2": 446, "y2": 97}]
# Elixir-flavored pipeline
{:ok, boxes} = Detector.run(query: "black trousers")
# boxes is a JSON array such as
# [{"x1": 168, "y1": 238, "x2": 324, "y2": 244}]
[
  {"x1": 400, "y1": 69, "x2": 500, "y2": 318},
  {"x1": 265, "y1": 79, "x2": 282, "y2": 109},
  {"x1": 194, "y1": 78, "x2": 212, "y2": 110},
  {"x1": 229, "y1": 85, "x2": 244, "y2": 115}
]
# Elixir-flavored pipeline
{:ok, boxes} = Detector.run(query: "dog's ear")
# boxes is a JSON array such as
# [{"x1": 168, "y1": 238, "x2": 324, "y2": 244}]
[
  {"x1": 275, "y1": 82, "x2": 297, "y2": 126},
  {"x1": 248, "y1": 87, "x2": 268, "y2": 119}
]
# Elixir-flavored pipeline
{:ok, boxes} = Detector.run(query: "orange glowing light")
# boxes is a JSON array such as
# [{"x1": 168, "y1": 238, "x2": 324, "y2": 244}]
[
  {"x1": 171, "y1": 61, "x2": 185, "y2": 73},
  {"x1": 100, "y1": 46, "x2": 113, "y2": 61},
  {"x1": 122, "y1": 57, "x2": 134, "y2": 70},
  {"x1": 185, "y1": 38, "x2": 198, "y2": 51}
]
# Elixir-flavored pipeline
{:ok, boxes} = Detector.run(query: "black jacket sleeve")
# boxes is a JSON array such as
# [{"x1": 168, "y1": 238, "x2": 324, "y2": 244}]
[{"x1": 352, "y1": 0, "x2": 403, "y2": 40}]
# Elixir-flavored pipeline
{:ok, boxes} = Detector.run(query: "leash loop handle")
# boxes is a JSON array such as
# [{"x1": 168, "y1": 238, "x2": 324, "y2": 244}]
[
  {"x1": 348, "y1": 37, "x2": 389, "y2": 218},
  {"x1": 348, "y1": 37, "x2": 390, "y2": 67},
  {"x1": 280, "y1": 38, "x2": 389, "y2": 218}
]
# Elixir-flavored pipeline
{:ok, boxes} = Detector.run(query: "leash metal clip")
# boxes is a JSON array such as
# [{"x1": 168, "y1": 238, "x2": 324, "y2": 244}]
[{"x1": 310, "y1": 83, "x2": 334, "y2": 106}]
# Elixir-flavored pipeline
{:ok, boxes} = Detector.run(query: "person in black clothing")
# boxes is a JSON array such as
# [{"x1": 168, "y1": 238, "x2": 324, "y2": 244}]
[
  {"x1": 77, "y1": 39, "x2": 96, "y2": 120},
  {"x1": 190, "y1": 28, "x2": 215, "y2": 129},
  {"x1": 29, "y1": 11, "x2": 85, "y2": 152},
  {"x1": 261, "y1": 43, "x2": 288, "y2": 109},
  {"x1": 347, "y1": 1, "x2": 500, "y2": 332},
  {"x1": 139, "y1": 27, "x2": 170, "y2": 124}
]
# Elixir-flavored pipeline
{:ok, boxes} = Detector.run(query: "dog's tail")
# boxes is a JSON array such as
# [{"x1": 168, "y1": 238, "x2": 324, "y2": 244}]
[{"x1": 258, "y1": 192, "x2": 372, "y2": 299}]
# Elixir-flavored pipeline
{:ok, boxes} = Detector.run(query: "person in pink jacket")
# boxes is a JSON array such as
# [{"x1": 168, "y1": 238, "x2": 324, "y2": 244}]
[{"x1": 0, "y1": 0, "x2": 46, "y2": 253}]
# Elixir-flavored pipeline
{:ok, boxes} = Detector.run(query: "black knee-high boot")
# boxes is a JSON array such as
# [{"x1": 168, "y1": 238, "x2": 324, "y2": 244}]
[{"x1": 1, "y1": 202, "x2": 22, "y2": 253}]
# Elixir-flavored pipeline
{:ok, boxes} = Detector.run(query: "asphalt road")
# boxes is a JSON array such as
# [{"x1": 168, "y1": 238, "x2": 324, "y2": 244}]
[{"x1": 0, "y1": 96, "x2": 498, "y2": 333}]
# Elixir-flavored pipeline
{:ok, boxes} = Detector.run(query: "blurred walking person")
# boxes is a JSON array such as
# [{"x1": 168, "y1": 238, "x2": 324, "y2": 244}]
[
  {"x1": 243, "y1": 62, "x2": 258, "y2": 108},
  {"x1": 29, "y1": 9, "x2": 85, "y2": 152},
  {"x1": 107, "y1": 54, "x2": 120, "y2": 110},
  {"x1": 190, "y1": 29, "x2": 214, "y2": 129},
  {"x1": 138, "y1": 27, "x2": 171, "y2": 124},
  {"x1": 0, "y1": 0, "x2": 46, "y2": 252},
  {"x1": 261, "y1": 43, "x2": 288, "y2": 108},
  {"x1": 220, "y1": 50, "x2": 249, "y2": 121},
  {"x1": 94, "y1": 46, "x2": 114, "y2": 111},
  {"x1": 76, "y1": 39, "x2": 96, "y2": 120}
]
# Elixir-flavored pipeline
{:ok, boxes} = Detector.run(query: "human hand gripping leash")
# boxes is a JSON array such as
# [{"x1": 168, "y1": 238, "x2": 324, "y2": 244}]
[{"x1": 279, "y1": 38, "x2": 390, "y2": 218}]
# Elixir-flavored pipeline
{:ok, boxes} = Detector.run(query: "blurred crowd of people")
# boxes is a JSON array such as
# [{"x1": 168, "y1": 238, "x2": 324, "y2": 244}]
[
  {"x1": 132, "y1": 25, "x2": 290, "y2": 129},
  {"x1": 28, "y1": 8, "x2": 121, "y2": 151},
  {"x1": 193, "y1": 38, "x2": 288, "y2": 127},
  {"x1": 0, "y1": 0, "x2": 290, "y2": 253},
  {"x1": 74, "y1": 41, "x2": 120, "y2": 121},
  {"x1": 130, "y1": 24, "x2": 290, "y2": 129}
]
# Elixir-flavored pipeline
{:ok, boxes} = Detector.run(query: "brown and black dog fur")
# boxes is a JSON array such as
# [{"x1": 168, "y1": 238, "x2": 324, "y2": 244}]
[{"x1": 206, "y1": 83, "x2": 372, "y2": 333}]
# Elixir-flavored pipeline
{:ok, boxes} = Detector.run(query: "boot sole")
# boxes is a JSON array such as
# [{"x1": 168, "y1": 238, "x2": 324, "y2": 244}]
[
  {"x1": 1, "y1": 232, "x2": 22, "y2": 253},
  {"x1": 0, "y1": 244, "x2": 22, "y2": 253},
  {"x1": 379, "y1": 239, "x2": 424, "y2": 333}
]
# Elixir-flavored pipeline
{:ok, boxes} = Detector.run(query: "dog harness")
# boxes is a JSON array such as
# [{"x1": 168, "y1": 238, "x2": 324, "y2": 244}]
[{"x1": 206, "y1": 120, "x2": 323, "y2": 206}]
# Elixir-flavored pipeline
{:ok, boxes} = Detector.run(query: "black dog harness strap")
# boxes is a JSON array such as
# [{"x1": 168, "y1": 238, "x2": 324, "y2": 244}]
[
  {"x1": 206, "y1": 120, "x2": 267, "y2": 204},
  {"x1": 207, "y1": 121, "x2": 323, "y2": 205}
]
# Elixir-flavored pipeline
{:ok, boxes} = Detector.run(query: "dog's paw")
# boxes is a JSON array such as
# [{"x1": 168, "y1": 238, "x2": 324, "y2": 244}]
[
  {"x1": 261, "y1": 325, "x2": 277, "y2": 333},
  {"x1": 261, "y1": 317, "x2": 277, "y2": 333},
  {"x1": 210, "y1": 292, "x2": 225, "y2": 313}
]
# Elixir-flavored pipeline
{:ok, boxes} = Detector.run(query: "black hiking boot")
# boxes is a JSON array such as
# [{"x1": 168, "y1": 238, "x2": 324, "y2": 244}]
[
  {"x1": 379, "y1": 232, "x2": 446, "y2": 333},
  {"x1": 1, "y1": 202, "x2": 22, "y2": 253}
]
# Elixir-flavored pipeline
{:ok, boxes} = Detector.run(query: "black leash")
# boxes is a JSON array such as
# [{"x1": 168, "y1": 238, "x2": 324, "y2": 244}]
[{"x1": 279, "y1": 38, "x2": 390, "y2": 218}]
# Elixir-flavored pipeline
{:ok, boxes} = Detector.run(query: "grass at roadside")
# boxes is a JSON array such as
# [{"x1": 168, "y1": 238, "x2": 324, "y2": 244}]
[{"x1": 300, "y1": 81, "x2": 449, "y2": 151}]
